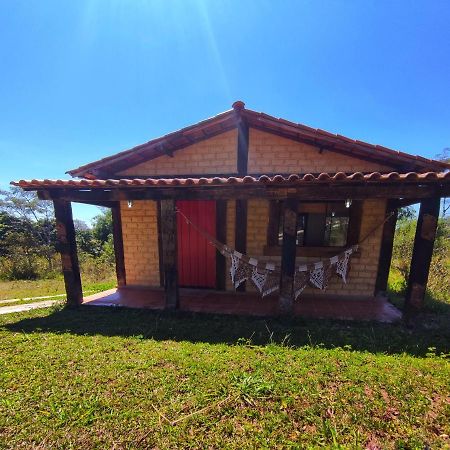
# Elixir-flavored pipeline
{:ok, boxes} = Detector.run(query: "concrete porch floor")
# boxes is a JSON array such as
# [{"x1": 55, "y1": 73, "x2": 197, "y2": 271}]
[{"x1": 83, "y1": 287, "x2": 402, "y2": 323}]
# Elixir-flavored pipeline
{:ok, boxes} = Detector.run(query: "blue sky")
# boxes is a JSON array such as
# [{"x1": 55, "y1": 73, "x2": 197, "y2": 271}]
[{"x1": 1, "y1": 0, "x2": 449, "y2": 223}]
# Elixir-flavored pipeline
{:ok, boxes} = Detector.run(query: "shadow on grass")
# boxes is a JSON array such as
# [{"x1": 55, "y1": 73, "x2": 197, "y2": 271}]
[
  {"x1": 3, "y1": 304, "x2": 449, "y2": 357},
  {"x1": 389, "y1": 289, "x2": 450, "y2": 316}
]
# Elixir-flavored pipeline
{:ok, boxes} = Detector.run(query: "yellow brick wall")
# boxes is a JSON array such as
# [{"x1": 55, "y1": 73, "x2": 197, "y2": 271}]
[
  {"x1": 115, "y1": 126, "x2": 388, "y2": 296},
  {"x1": 233, "y1": 198, "x2": 386, "y2": 298},
  {"x1": 248, "y1": 129, "x2": 394, "y2": 174},
  {"x1": 245, "y1": 199, "x2": 271, "y2": 292},
  {"x1": 120, "y1": 200, "x2": 160, "y2": 286},
  {"x1": 117, "y1": 129, "x2": 237, "y2": 176},
  {"x1": 119, "y1": 197, "x2": 385, "y2": 297}
]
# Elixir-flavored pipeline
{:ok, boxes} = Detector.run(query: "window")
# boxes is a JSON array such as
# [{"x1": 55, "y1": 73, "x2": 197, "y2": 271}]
[{"x1": 276, "y1": 202, "x2": 351, "y2": 247}]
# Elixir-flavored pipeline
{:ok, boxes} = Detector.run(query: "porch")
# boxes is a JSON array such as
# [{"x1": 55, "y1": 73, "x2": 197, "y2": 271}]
[
  {"x1": 83, "y1": 287, "x2": 402, "y2": 323},
  {"x1": 12, "y1": 171, "x2": 449, "y2": 322}
]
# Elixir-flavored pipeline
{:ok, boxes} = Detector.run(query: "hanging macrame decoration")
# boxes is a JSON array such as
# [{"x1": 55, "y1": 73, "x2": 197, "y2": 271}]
[
  {"x1": 227, "y1": 245, "x2": 358, "y2": 299},
  {"x1": 230, "y1": 252, "x2": 253, "y2": 288},
  {"x1": 294, "y1": 271, "x2": 309, "y2": 300},
  {"x1": 335, "y1": 249, "x2": 353, "y2": 283},
  {"x1": 261, "y1": 270, "x2": 280, "y2": 297}
]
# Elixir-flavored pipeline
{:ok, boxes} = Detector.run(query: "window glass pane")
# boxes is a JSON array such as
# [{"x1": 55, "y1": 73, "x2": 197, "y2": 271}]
[
  {"x1": 278, "y1": 214, "x2": 283, "y2": 246},
  {"x1": 296, "y1": 214, "x2": 306, "y2": 246},
  {"x1": 325, "y1": 216, "x2": 349, "y2": 246},
  {"x1": 276, "y1": 202, "x2": 351, "y2": 247},
  {"x1": 305, "y1": 213, "x2": 326, "y2": 246}
]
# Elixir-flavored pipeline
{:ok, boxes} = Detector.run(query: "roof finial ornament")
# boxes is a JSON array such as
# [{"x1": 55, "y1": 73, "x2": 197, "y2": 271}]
[{"x1": 232, "y1": 100, "x2": 245, "y2": 111}]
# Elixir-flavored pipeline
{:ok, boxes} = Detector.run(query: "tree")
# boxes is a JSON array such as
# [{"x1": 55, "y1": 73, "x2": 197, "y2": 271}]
[
  {"x1": 0, "y1": 188, "x2": 57, "y2": 275},
  {"x1": 92, "y1": 209, "x2": 113, "y2": 244},
  {"x1": 436, "y1": 148, "x2": 450, "y2": 217}
]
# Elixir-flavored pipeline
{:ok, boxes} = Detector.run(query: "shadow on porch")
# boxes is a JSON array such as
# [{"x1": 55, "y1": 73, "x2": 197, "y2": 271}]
[{"x1": 83, "y1": 286, "x2": 402, "y2": 323}]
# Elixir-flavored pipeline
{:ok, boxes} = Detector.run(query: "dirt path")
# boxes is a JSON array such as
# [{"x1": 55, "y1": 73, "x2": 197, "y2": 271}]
[
  {"x1": 0, "y1": 300, "x2": 60, "y2": 315},
  {"x1": 0, "y1": 294, "x2": 66, "y2": 305}
]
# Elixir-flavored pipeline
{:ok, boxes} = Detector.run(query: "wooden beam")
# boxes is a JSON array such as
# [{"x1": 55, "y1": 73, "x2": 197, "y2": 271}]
[
  {"x1": 156, "y1": 200, "x2": 164, "y2": 287},
  {"x1": 53, "y1": 200, "x2": 83, "y2": 306},
  {"x1": 391, "y1": 198, "x2": 421, "y2": 208},
  {"x1": 278, "y1": 199, "x2": 298, "y2": 314},
  {"x1": 237, "y1": 118, "x2": 249, "y2": 176},
  {"x1": 36, "y1": 183, "x2": 450, "y2": 203},
  {"x1": 111, "y1": 202, "x2": 126, "y2": 287},
  {"x1": 215, "y1": 200, "x2": 227, "y2": 290},
  {"x1": 404, "y1": 197, "x2": 440, "y2": 321},
  {"x1": 72, "y1": 200, "x2": 116, "y2": 207},
  {"x1": 374, "y1": 200, "x2": 398, "y2": 294},
  {"x1": 267, "y1": 200, "x2": 282, "y2": 246},
  {"x1": 159, "y1": 199, "x2": 179, "y2": 309},
  {"x1": 235, "y1": 199, "x2": 248, "y2": 291},
  {"x1": 347, "y1": 200, "x2": 363, "y2": 246}
]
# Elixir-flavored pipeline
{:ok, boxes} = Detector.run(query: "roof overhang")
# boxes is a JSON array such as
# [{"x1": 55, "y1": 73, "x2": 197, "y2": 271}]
[{"x1": 12, "y1": 171, "x2": 450, "y2": 204}]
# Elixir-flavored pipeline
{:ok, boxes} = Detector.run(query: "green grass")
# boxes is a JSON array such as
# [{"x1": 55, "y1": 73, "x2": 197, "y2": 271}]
[
  {"x1": 0, "y1": 278, "x2": 116, "y2": 303},
  {"x1": 1, "y1": 306, "x2": 449, "y2": 449}
]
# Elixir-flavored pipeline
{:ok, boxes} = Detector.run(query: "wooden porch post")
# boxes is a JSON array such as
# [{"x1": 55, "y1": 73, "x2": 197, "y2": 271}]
[
  {"x1": 278, "y1": 199, "x2": 298, "y2": 314},
  {"x1": 53, "y1": 200, "x2": 83, "y2": 306},
  {"x1": 159, "y1": 199, "x2": 179, "y2": 309},
  {"x1": 216, "y1": 200, "x2": 227, "y2": 290},
  {"x1": 111, "y1": 202, "x2": 126, "y2": 288},
  {"x1": 404, "y1": 197, "x2": 440, "y2": 319},
  {"x1": 374, "y1": 199, "x2": 398, "y2": 295},
  {"x1": 235, "y1": 199, "x2": 248, "y2": 292},
  {"x1": 234, "y1": 103, "x2": 249, "y2": 292}
]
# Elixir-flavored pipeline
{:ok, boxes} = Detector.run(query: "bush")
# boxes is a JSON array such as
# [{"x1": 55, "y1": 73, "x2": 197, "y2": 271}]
[
  {"x1": 0, "y1": 255, "x2": 61, "y2": 281},
  {"x1": 390, "y1": 215, "x2": 450, "y2": 305},
  {"x1": 78, "y1": 252, "x2": 115, "y2": 283}
]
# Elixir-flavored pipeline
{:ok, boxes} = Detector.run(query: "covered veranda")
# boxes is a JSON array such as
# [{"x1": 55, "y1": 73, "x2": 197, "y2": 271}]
[
  {"x1": 12, "y1": 171, "x2": 450, "y2": 322},
  {"x1": 83, "y1": 287, "x2": 402, "y2": 322}
]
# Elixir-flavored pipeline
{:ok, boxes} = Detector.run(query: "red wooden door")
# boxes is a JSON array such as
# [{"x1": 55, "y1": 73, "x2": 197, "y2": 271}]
[{"x1": 177, "y1": 200, "x2": 216, "y2": 288}]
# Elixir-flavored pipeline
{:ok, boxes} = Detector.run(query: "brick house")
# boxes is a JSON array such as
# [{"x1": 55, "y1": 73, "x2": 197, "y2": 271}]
[{"x1": 13, "y1": 101, "x2": 450, "y2": 319}]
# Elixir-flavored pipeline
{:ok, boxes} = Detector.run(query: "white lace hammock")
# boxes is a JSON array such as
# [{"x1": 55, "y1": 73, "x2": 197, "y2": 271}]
[{"x1": 176, "y1": 209, "x2": 392, "y2": 301}]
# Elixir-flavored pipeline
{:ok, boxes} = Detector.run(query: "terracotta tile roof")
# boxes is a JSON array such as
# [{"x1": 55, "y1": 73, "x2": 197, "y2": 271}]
[
  {"x1": 12, "y1": 171, "x2": 450, "y2": 190},
  {"x1": 67, "y1": 101, "x2": 450, "y2": 178}
]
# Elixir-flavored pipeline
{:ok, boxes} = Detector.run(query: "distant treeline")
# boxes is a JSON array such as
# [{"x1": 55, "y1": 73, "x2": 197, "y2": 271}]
[{"x1": 0, "y1": 187, "x2": 115, "y2": 281}]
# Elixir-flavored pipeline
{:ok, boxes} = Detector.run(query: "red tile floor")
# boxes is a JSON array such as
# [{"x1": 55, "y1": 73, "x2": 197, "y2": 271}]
[{"x1": 83, "y1": 287, "x2": 402, "y2": 323}]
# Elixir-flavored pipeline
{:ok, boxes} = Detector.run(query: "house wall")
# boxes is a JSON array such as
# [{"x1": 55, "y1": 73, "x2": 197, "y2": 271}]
[
  {"x1": 120, "y1": 200, "x2": 160, "y2": 286},
  {"x1": 243, "y1": 198, "x2": 386, "y2": 297},
  {"x1": 118, "y1": 197, "x2": 385, "y2": 298},
  {"x1": 248, "y1": 129, "x2": 394, "y2": 174},
  {"x1": 116, "y1": 128, "x2": 387, "y2": 297},
  {"x1": 117, "y1": 129, "x2": 237, "y2": 176}
]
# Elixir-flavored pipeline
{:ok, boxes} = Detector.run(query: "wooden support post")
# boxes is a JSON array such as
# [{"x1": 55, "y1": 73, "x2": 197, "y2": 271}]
[
  {"x1": 267, "y1": 200, "x2": 282, "y2": 246},
  {"x1": 111, "y1": 202, "x2": 126, "y2": 287},
  {"x1": 374, "y1": 200, "x2": 398, "y2": 294},
  {"x1": 234, "y1": 104, "x2": 249, "y2": 291},
  {"x1": 235, "y1": 199, "x2": 248, "y2": 292},
  {"x1": 404, "y1": 197, "x2": 440, "y2": 320},
  {"x1": 216, "y1": 200, "x2": 227, "y2": 290},
  {"x1": 346, "y1": 200, "x2": 363, "y2": 246},
  {"x1": 53, "y1": 200, "x2": 83, "y2": 306},
  {"x1": 156, "y1": 200, "x2": 164, "y2": 287},
  {"x1": 237, "y1": 118, "x2": 249, "y2": 176},
  {"x1": 159, "y1": 199, "x2": 179, "y2": 309},
  {"x1": 278, "y1": 199, "x2": 298, "y2": 314}
]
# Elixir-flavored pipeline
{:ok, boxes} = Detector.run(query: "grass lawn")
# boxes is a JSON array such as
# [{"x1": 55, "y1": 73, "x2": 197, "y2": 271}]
[
  {"x1": 0, "y1": 278, "x2": 116, "y2": 304},
  {"x1": 1, "y1": 305, "x2": 449, "y2": 449}
]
